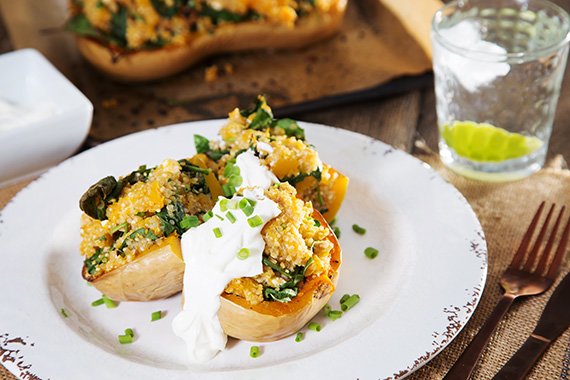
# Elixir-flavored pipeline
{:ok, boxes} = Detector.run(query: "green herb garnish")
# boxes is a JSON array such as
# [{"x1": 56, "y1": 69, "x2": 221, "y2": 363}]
[
  {"x1": 237, "y1": 247, "x2": 250, "y2": 260},
  {"x1": 295, "y1": 332, "x2": 304, "y2": 342},
  {"x1": 247, "y1": 215, "x2": 263, "y2": 228},
  {"x1": 308, "y1": 322, "x2": 321, "y2": 332},
  {"x1": 364, "y1": 247, "x2": 378, "y2": 259},
  {"x1": 151, "y1": 311, "x2": 162, "y2": 322},
  {"x1": 213, "y1": 227, "x2": 223, "y2": 238},
  {"x1": 352, "y1": 224, "x2": 366, "y2": 235},
  {"x1": 226, "y1": 211, "x2": 237, "y2": 224},
  {"x1": 341, "y1": 294, "x2": 360, "y2": 311},
  {"x1": 249, "y1": 345, "x2": 260, "y2": 358}
]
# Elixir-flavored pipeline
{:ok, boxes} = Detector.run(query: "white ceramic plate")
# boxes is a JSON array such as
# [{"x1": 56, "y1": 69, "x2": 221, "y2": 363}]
[{"x1": 0, "y1": 121, "x2": 487, "y2": 380}]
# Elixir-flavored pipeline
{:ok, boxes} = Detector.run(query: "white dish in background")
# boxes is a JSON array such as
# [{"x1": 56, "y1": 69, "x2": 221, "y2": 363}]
[
  {"x1": 0, "y1": 48, "x2": 92, "y2": 187},
  {"x1": 0, "y1": 121, "x2": 487, "y2": 379}
]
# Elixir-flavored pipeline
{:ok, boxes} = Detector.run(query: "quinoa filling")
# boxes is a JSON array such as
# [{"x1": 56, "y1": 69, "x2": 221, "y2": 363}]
[{"x1": 66, "y1": 0, "x2": 328, "y2": 51}]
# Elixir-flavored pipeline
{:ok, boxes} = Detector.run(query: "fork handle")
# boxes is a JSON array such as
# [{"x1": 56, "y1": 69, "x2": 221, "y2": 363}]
[
  {"x1": 492, "y1": 335, "x2": 550, "y2": 380},
  {"x1": 443, "y1": 294, "x2": 516, "y2": 380}
]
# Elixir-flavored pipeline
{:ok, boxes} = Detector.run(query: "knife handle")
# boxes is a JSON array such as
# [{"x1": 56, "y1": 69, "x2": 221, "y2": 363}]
[
  {"x1": 444, "y1": 294, "x2": 516, "y2": 380},
  {"x1": 492, "y1": 335, "x2": 550, "y2": 380}
]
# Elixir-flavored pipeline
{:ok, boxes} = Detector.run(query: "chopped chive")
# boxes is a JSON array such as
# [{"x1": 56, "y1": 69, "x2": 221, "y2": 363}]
[
  {"x1": 333, "y1": 226, "x2": 341, "y2": 239},
  {"x1": 228, "y1": 199, "x2": 238, "y2": 210},
  {"x1": 246, "y1": 198, "x2": 257, "y2": 207},
  {"x1": 250, "y1": 345, "x2": 260, "y2": 358},
  {"x1": 237, "y1": 247, "x2": 250, "y2": 260},
  {"x1": 180, "y1": 215, "x2": 200, "y2": 229},
  {"x1": 295, "y1": 332, "x2": 304, "y2": 342},
  {"x1": 327, "y1": 310, "x2": 343, "y2": 321},
  {"x1": 226, "y1": 211, "x2": 237, "y2": 224},
  {"x1": 151, "y1": 311, "x2": 162, "y2": 321},
  {"x1": 203, "y1": 211, "x2": 213, "y2": 222},
  {"x1": 239, "y1": 198, "x2": 254, "y2": 216},
  {"x1": 60, "y1": 308, "x2": 69, "y2": 318},
  {"x1": 118, "y1": 334, "x2": 133, "y2": 344},
  {"x1": 219, "y1": 198, "x2": 229, "y2": 212},
  {"x1": 91, "y1": 298, "x2": 104, "y2": 307},
  {"x1": 308, "y1": 322, "x2": 321, "y2": 332},
  {"x1": 364, "y1": 247, "x2": 379, "y2": 259},
  {"x1": 213, "y1": 227, "x2": 223, "y2": 238},
  {"x1": 215, "y1": 214, "x2": 224, "y2": 221},
  {"x1": 323, "y1": 304, "x2": 332, "y2": 316},
  {"x1": 314, "y1": 219, "x2": 321, "y2": 227},
  {"x1": 222, "y1": 184, "x2": 236, "y2": 197},
  {"x1": 341, "y1": 294, "x2": 361, "y2": 311},
  {"x1": 124, "y1": 328, "x2": 134, "y2": 337},
  {"x1": 339, "y1": 294, "x2": 351, "y2": 304},
  {"x1": 352, "y1": 224, "x2": 366, "y2": 235},
  {"x1": 247, "y1": 215, "x2": 263, "y2": 228},
  {"x1": 228, "y1": 174, "x2": 243, "y2": 188},
  {"x1": 102, "y1": 294, "x2": 118, "y2": 309}
]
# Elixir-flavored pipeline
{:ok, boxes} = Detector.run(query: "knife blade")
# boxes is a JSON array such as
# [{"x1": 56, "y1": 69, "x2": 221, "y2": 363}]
[{"x1": 493, "y1": 271, "x2": 570, "y2": 380}]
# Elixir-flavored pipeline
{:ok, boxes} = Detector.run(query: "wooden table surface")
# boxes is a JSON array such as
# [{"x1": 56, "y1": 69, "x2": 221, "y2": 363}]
[{"x1": 1, "y1": 3, "x2": 570, "y2": 380}]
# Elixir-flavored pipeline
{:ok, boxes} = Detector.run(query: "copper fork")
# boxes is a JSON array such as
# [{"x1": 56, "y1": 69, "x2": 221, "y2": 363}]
[{"x1": 444, "y1": 202, "x2": 570, "y2": 380}]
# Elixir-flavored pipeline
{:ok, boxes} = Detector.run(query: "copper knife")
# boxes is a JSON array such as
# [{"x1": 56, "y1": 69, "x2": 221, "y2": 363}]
[{"x1": 493, "y1": 271, "x2": 570, "y2": 380}]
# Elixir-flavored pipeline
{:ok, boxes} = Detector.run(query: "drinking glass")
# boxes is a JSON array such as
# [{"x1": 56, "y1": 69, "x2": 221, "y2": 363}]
[{"x1": 432, "y1": 0, "x2": 570, "y2": 181}]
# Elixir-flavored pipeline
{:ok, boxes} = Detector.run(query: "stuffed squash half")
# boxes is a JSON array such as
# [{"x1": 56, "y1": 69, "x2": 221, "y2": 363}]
[
  {"x1": 78, "y1": 97, "x2": 347, "y2": 359},
  {"x1": 66, "y1": 0, "x2": 347, "y2": 81}
]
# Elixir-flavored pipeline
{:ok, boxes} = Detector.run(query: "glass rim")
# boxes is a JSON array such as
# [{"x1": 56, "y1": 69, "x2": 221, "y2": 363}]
[{"x1": 432, "y1": 0, "x2": 570, "y2": 61}]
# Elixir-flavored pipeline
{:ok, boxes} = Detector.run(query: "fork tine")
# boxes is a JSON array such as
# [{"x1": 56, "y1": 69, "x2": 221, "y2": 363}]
[
  {"x1": 536, "y1": 206, "x2": 565, "y2": 275},
  {"x1": 546, "y1": 214, "x2": 570, "y2": 279},
  {"x1": 511, "y1": 201, "x2": 545, "y2": 268},
  {"x1": 522, "y1": 204, "x2": 555, "y2": 272}
]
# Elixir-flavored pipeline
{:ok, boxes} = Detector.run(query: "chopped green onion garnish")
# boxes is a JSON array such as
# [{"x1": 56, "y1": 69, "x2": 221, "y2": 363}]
[
  {"x1": 226, "y1": 211, "x2": 237, "y2": 224},
  {"x1": 222, "y1": 184, "x2": 235, "y2": 197},
  {"x1": 228, "y1": 174, "x2": 243, "y2": 188},
  {"x1": 308, "y1": 322, "x2": 321, "y2": 332},
  {"x1": 124, "y1": 328, "x2": 134, "y2": 337},
  {"x1": 228, "y1": 199, "x2": 238, "y2": 210},
  {"x1": 118, "y1": 334, "x2": 133, "y2": 344},
  {"x1": 246, "y1": 198, "x2": 257, "y2": 207},
  {"x1": 151, "y1": 311, "x2": 162, "y2": 321},
  {"x1": 339, "y1": 294, "x2": 350, "y2": 304},
  {"x1": 239, "y1": 198, "x2": 254, "y2": 216},
  {"x1": 333, "y1": 226, "x2": 341, "y2": 239},
  {"x1": 213, "y1": 227, "x2": 223, "y2": 238},
  {"x1": 323, "y1": 304, "x2": 332, "y2": 316},
  {"x1": 203, "y1": 211, "x2": 214, "y2": 222},
  {"x1": 247, "y1": 215, "x2": 263, "y2": 228},
  {"x1": 180, "y1": 215, "x2": 200, "y2": 229},
  {"x1": 60, "y1": 308, "x2": 69, "y2": 318},
  {"x1": 352, "y1": 224, "x2": 366, "y2": 235},
  {"x1": 341, "y1": 294, "x2": 361, "y2": 311},
  {"x1": 102, "y1": 294, "x2": 118, "y2": 309},
  {"x1": 327, "y1": 310, "x2": 343, "y2": 321},
  {"x1": 220, "y1": 198, "x2": 229, "y2": 212},
  {"x1": 364, "y1": 247, "x2": 379, "y2": 259},
  {"x1": 91, "y1": 298, "x2": 104, "y2": 307},
  {"x1": 314, "y1": 219, "x2": 321, "y2": 227},
  {"x1": 215, "y1": 214, "x2": 224, "y2": 221},
  {"x1": 250, "y1": 345, "x2": 260, "y2": 358},
  {"x1": 237, "y1": 247, "x2": 250, "y2": 260},
  {"x1": 295, "y1": 332, "x2": 304, "y2": 342}
]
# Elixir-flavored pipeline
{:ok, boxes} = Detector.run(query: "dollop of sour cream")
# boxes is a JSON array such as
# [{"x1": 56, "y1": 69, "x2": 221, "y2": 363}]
[{"x1": 172, "y1": 150, "x2": 281, "y2": 362}]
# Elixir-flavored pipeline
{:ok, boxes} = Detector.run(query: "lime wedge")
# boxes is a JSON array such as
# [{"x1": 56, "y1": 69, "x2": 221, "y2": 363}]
[{"x1": 441, "y1": 121, "x2": 543, "y2": 162}]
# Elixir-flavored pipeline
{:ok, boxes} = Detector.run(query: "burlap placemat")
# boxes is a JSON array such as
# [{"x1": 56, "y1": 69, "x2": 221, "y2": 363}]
[{"x1": 1, "y1": 150, "x2": 570, "y2": 379}]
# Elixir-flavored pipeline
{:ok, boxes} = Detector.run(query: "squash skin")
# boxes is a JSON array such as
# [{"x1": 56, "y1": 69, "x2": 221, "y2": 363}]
[
  {"x1": 75, "y1": 1, "x2": 347, "y2": 82},
  {"x1": 83, "y1": 236, "x2": 184, "y2": 302},
  {"x1": 218, "y1": 210, "x2": 341, "y2": 342}
]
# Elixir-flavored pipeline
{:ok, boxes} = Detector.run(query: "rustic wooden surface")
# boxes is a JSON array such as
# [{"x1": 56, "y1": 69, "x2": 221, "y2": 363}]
[{"x1": 1, "y1": 3, "x2": 570, "y2": 379}]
